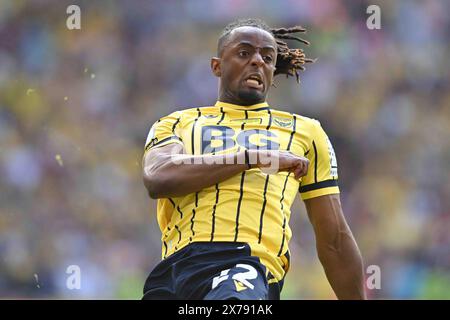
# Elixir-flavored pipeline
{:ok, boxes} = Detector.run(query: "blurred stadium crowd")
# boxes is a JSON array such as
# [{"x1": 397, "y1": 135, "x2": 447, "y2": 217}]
[{"x1": 0, "y1": 0, "x2": 449, "y2": 299}]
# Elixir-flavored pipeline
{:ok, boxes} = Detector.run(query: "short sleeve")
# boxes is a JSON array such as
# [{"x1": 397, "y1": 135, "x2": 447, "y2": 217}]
[
  {"x1": 299, "y1": 120, "x2": 339, "y2": 200},
  {"x1": 143, "y1": 111, "x2": 184, "y2": 155}
]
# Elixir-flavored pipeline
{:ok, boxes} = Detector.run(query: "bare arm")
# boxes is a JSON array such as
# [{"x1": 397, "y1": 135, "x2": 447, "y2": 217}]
[
  {"x1": 304, "y1": 194, "x2": 366, "y2": 299},
  {"x1": 143, "y1": 143, "x2": 309, "y2": 199}
]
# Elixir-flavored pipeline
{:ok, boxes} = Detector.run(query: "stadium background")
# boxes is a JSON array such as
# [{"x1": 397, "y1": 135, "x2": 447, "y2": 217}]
[{"x1": 0, "y1": 0, "x2": 449, "y2": 299}]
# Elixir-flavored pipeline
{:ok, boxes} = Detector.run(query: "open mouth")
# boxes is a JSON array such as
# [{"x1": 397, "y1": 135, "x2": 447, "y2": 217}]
[{"x1": 244, "y1": 74, "x2": 264, "y2": 90}]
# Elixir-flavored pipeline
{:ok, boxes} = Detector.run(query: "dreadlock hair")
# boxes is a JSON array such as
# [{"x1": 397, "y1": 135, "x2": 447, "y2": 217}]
[{"x1": 217, "y1": 18, "x2": 315, "y2": 84}]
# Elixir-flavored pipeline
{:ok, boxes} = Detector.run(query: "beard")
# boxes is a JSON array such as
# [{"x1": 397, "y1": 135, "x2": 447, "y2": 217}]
[{"x1": 237, "y1": 88, "x2": 265, "y2": 105}]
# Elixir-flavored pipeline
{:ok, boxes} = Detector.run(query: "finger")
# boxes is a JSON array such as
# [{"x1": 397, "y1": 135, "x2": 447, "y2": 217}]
[
  {"x1": 300, "y1": 162, "x2": 308, "y2": 177},
  {"x1": 294, "y1": 163, "x2": 303, "y2": 180},
  {"x1": 296, "y1": 161, "x2": 307, "y2": 178},
  {"x1": 302, "y1": 159, "x2": 310, "y2": 176}
]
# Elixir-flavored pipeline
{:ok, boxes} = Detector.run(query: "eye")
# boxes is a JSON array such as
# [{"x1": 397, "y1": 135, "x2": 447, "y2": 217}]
[
  {"x1": 239, "y1": 50, "x2": 249, "y2": 57},
  {"x1": 264, "y1": 55, "x2": 273, "y2": 63}
]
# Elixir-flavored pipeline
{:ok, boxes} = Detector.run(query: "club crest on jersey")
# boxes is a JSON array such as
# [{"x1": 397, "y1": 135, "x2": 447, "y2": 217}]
[
  {"x1": 203, "y1": 114, "x2": 219, "y2": 119},
  {"x1": 273, "y1": 117, "x2": 293, "y2": 128}
]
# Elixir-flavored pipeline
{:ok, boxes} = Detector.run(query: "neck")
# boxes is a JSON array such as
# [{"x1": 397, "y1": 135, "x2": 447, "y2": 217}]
[{"x1": 218, "y1": 91, "x2": 265, "y2": 106}]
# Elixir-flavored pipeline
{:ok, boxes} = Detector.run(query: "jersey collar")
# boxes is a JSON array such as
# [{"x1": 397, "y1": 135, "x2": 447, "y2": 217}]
[{"x1": 215, "y1": 101, "x2": 270, "y2": 111}]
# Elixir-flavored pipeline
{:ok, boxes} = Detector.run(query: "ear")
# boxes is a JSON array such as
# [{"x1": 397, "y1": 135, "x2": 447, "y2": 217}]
[{"x1": 211, "y1": 57, "x2": 221, "y2": 77}]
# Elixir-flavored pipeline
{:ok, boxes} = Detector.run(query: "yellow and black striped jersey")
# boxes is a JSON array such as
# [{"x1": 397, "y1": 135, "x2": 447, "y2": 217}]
[{"x1": 143, "y1": 101, "x2": 339, "y2": 282}]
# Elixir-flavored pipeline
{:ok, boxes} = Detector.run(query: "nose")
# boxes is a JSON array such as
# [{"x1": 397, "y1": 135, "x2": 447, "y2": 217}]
[{"x1": 250, "y1": 52, "x2": 264, "y2": 67}]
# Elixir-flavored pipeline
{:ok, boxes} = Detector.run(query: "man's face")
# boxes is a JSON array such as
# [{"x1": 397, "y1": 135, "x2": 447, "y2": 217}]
[{"x1": 212, "y1": 26, "x2": 277, "y2": 105}]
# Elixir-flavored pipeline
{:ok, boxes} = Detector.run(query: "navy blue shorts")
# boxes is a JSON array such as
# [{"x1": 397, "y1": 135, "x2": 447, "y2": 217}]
[{"x1": 142, "y1": 242, "x2": 282, "y2": 300}]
